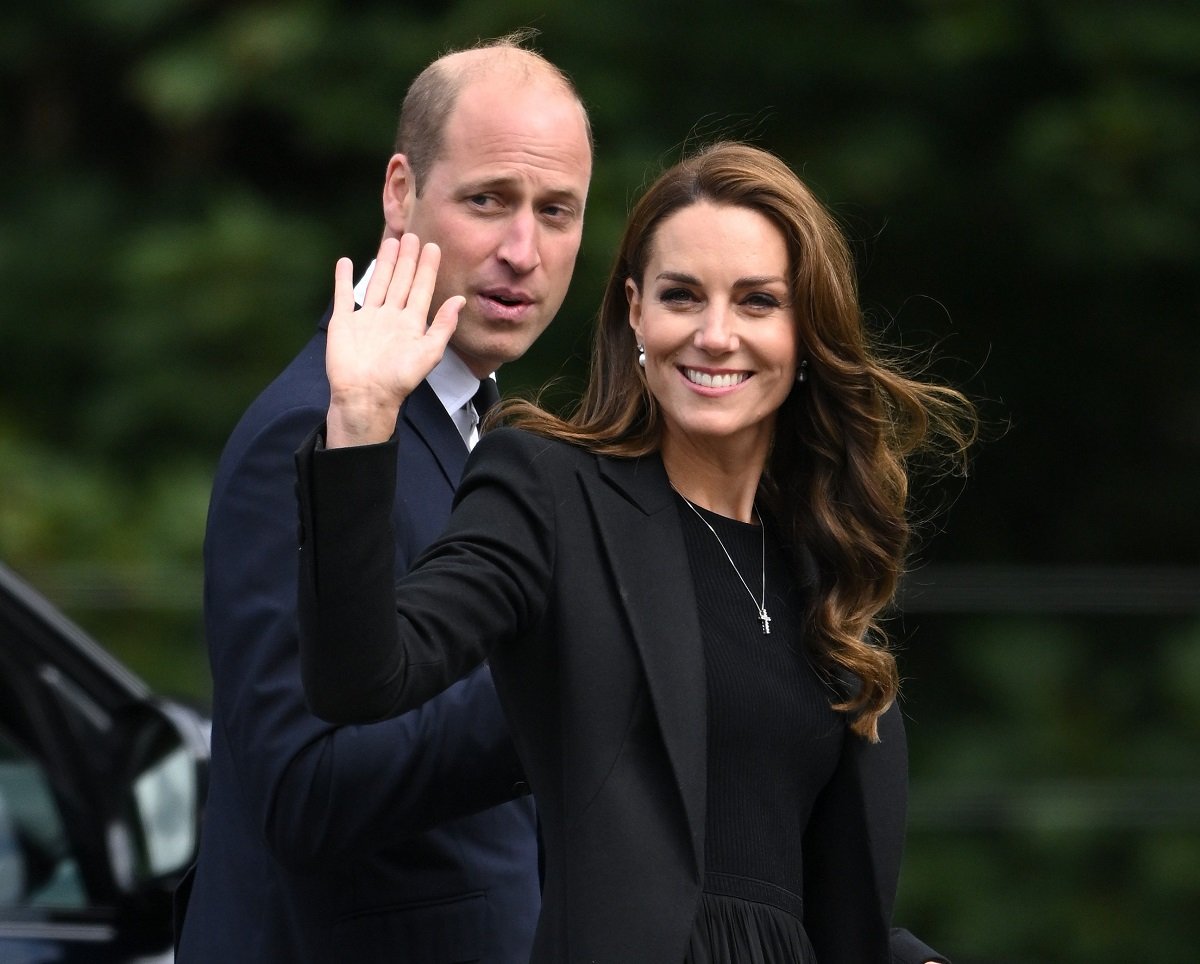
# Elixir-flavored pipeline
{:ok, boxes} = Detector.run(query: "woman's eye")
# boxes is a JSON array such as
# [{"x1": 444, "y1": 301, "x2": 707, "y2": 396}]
[
  {"x1": 743, "y1": 292, "x2": 782, "y2": 310},
  {"x1": 660, "y1": 287, "x2": 697, "y2": 305}
]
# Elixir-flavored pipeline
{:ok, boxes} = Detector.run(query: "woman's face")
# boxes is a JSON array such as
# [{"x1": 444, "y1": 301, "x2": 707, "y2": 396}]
[{"x1": 627, "y1": 201, "x2": 798, "y2": 459}]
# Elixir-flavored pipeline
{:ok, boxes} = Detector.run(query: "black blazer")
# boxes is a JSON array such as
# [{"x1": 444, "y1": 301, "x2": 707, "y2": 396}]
[
  {"x1": 297, "y1": 427, "x2": 946, "y2": 964},
  {"x1": 176, "y1": 316, "x2": 539, "y2": 964}
]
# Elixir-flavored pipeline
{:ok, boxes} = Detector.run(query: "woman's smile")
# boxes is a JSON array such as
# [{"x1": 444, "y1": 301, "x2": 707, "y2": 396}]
[
  {"x1": 680, "y1": 366, "x2": 752, "y2": 391},
  {"x1": 627, "y1": 200, "x2": 798, "y2": 459}
]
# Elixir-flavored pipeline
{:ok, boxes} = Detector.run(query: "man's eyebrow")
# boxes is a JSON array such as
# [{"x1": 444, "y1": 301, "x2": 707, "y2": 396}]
[
  {"x1": 462, "y1": 176, "x2": 584, "y2": 204},
  {"x1": 541, "y1": 186, "x2": 586, "y2": 205}
]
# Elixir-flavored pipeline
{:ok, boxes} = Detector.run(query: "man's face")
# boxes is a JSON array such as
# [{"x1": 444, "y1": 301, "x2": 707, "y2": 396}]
[{"x1": 384, "y1": 78, "x2": 592, "y2": 377}]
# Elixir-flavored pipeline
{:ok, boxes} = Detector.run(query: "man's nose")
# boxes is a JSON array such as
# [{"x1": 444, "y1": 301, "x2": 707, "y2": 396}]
[{"x1": 498, "y1": 210, "x2": 541, "y2": 274}]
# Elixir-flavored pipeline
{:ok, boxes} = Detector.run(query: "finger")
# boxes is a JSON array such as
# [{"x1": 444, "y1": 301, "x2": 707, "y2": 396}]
[
  {"x1": 362, "y1": 236, "x2": 401, "y2": 307},
  {"x1": 427, "y1": 294, "x2": 464, "y2": 346},
  {"x1": 384, "y1": 233, "x2": 422, "y2": 310},
  {"x1": 406, "y1": 241, "x2": 444, "y2": 321},
  {"x1": 332, "y1": 256, "x2": 355, "y2": 321}
]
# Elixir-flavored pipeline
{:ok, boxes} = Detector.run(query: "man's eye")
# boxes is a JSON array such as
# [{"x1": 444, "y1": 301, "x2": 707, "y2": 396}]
[{"x1": 468, "y1": 195, "x2": 497, "y2": 209}]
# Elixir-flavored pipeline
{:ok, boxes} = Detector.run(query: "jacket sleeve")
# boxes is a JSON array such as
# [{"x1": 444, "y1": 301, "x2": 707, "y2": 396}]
[
  {"x1": 890, "y1": 927, "x2": 950, "y2": 964},
  {"x1": 296, "y1": 426, "x2": 556, "y2": 724},
  {"x1": 802, "y1": 702, "x2": 950, "y2": 964},
  {"x1": 206, "y1": 400, "x2": 526, "y2": 869}
]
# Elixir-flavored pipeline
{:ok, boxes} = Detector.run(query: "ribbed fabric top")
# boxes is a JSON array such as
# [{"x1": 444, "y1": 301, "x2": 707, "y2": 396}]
[{"x1": 674, "y1": 494, "x2": 844, "y2": 919}]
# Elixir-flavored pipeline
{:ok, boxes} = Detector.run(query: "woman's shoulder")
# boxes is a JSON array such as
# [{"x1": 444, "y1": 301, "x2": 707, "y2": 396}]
[
  {"x1": 465, "y1": 428, "x2": 607, "y2": 488},
  {"x1": 475, "y1": 426, "x2": 597, "y2": 465},
  {"x1": 467, "y1": 429, "x2": 669, "y2": 516}
]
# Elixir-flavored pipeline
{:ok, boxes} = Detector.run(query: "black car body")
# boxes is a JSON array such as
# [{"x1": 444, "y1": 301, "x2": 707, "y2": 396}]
[{"x1": 0, "y1": 562, "x2": 208, "y2": 963}]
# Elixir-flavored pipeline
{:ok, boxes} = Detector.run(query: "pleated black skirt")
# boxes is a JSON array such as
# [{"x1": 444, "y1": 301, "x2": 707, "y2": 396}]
[{"x1": 683, "y1": 891, "x2": 817, "y2": 964}]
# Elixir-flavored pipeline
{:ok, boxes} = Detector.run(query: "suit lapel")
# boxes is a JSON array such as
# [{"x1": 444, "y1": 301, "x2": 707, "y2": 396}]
[
  {"x1": 402, "y1": 380, "x2": 468, "y2": 488},
  {"x1": 581, "y1": 453, "x2": 707, "y2": 874}
]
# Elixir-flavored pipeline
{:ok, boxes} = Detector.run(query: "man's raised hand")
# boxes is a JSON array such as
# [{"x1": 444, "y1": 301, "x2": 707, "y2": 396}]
[{"x1": 325, "y1": 234, "x2": 463, "y2": 447}]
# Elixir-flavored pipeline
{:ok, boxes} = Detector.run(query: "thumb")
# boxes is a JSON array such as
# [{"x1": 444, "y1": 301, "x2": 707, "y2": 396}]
[{"x1": 427, "y1": 294, "x2": 464, "y2": 348}]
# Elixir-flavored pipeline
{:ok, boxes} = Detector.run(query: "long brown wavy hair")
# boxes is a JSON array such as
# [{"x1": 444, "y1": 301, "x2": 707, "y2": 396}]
[{"x1": 502, "y1": 141, "x2": 976, "y2": 741}]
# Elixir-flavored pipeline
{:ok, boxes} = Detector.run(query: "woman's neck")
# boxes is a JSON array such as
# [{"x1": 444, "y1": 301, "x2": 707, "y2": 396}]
[{"x1": 660, "y1": 433, "x2": 768, "y2": 523}]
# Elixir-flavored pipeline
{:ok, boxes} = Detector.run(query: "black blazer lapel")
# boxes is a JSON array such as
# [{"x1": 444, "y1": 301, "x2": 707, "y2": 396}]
[{"x1": 582, "y1": 453, "x2": 707, "y2": 875}]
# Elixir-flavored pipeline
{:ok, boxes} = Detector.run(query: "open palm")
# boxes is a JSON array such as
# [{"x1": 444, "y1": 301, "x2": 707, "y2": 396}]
[{"x1": 325, "y1": 234, "x2": 463, "y2": 447}]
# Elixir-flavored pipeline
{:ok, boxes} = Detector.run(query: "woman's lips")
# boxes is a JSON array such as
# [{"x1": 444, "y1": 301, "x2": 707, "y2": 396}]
[{"x1": 680, "y1": 366, "x2": 751, "y2": 390}]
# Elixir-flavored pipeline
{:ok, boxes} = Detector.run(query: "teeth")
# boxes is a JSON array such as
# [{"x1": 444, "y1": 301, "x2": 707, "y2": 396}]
[{"x1": 684, "y1": 368, "x2": 748, "y2": 389}]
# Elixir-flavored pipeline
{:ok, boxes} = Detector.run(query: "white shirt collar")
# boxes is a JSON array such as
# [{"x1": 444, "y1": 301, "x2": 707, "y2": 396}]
[{"x1": 354, "y1": 259, "x2": 493, "y2": 419}]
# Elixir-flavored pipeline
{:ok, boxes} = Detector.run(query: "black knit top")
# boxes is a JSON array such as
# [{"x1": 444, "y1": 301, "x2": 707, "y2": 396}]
[{"x1": 675, "y1": 494, "x2": 843, "y2": 961}]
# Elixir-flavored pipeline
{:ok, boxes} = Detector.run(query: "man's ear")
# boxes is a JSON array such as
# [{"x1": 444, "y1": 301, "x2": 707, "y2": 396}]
[{"x1": 382, "y1": 154, "x2": 416, "y2": 236}]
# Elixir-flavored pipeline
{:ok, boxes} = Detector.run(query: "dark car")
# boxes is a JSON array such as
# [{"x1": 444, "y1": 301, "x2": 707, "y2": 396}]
[{"x1": 0, "y1": 561, "x2": 208, "y2": 963}]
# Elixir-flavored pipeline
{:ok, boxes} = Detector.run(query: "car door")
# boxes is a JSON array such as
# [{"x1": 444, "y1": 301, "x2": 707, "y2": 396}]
[{"x1": 0, "y1": 561, "x2": 208, "y2": 963}]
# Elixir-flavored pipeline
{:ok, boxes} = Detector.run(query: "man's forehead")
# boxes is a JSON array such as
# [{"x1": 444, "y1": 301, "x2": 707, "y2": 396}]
[{"x1": 434, "y1": 83, "x2": 591, "y2": 186}]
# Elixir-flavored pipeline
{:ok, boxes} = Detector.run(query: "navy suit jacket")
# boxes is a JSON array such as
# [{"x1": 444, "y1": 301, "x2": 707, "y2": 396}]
[{"x1": 176, "y1": 310, "x2": 539, "y2": 963}]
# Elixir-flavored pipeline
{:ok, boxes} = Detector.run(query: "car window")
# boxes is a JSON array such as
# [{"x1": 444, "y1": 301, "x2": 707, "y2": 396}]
[{"x1": 0, "y1": 730, "x2": 86, "y2": 910}]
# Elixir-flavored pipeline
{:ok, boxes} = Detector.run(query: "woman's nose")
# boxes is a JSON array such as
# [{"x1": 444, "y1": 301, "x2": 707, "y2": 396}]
[{"x1": 693, "y1": 305, "x2": 737, "y2": 353}]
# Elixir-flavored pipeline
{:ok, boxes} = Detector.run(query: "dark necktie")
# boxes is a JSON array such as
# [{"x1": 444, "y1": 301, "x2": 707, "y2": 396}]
[{"x1": 472, "y1": 377, "x2": 500, "y2": 421}]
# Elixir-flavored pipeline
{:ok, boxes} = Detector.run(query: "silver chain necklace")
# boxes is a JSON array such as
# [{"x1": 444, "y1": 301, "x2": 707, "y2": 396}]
[{"x1": 672, "y1": 484, "x2": 772, "y2": 635}]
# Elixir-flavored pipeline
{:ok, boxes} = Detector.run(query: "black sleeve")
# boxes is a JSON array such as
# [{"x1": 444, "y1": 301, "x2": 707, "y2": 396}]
[
  {"x1": 295, "y1": 426, "x2": 556, "y2": 723},
  {"x1": 804, "y1": 703, "x2": 950, "y2": 963}
]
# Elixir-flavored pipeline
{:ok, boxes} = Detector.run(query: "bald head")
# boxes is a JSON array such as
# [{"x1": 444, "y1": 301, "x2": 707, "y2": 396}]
[{"x1": 395, "y1": 35, "x2": 593, "y2": 195}]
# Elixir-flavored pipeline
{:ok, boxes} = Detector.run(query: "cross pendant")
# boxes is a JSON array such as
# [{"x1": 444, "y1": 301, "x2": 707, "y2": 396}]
[{"x1": 759, "y1": 607, "x2": 772, "y2": 635}]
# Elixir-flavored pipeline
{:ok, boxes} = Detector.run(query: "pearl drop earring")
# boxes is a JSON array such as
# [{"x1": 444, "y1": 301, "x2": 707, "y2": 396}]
[{"x1": 637, "y1": 344, "x2": 646, "y2": 368}]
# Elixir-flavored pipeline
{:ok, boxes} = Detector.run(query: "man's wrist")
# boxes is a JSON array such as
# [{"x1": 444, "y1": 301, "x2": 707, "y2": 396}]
[{"x1": 326, "y1": 397, "x2": 401, "y2": 447}]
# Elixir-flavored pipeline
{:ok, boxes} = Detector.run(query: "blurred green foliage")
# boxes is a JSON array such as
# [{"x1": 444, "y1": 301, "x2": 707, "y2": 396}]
[
  {"x1": 2, "y1": 1, "x2": 1197, "y2": 960},
  {"x1": 900, "y1": 613, "x2": 1200, "y2": 960}
]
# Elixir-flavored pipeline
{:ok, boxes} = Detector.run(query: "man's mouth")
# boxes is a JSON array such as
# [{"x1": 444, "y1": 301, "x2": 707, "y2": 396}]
[{"x1": 481, "y1": 289, "x2": 532, "y2": 308}]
